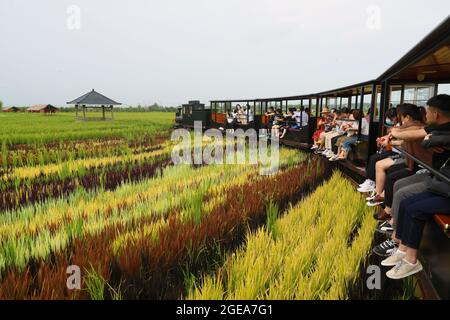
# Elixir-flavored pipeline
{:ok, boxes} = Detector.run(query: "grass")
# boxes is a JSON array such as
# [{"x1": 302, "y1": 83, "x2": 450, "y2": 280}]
[{"x1": 0, "y1": 112, "x2": 174, "y2": 145}]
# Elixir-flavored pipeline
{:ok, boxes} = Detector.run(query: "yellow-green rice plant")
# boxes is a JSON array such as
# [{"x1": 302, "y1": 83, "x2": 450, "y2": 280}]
[{"x1": 189, "y1": 172, "x2": 377, "y2": 300}]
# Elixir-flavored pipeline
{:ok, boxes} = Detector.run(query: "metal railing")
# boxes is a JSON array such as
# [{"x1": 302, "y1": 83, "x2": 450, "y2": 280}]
[{"x1": 393, "y1": 147, "x2": 450, "y2": 186}]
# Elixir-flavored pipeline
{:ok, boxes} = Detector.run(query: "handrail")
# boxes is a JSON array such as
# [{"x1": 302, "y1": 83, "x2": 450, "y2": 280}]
[{"x1": 392, "y1": 147, "x2": 450, "y2": 185}]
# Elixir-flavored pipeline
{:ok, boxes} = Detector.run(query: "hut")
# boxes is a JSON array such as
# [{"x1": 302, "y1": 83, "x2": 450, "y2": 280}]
[
  {"x1": 67, "y1": 89, "x2": 122, "y2": 121},
  {"x1": 27, "y1": 104, "x2": 59, "y2": 113},
  {"x1": 3, "y1": 106, "x2": 20, "y2": 113}
]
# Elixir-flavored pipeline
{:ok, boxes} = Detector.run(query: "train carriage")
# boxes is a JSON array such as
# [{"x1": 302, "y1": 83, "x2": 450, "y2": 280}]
[{"x1": 174, "y1": 15, "x2": 450, "y2": 299}]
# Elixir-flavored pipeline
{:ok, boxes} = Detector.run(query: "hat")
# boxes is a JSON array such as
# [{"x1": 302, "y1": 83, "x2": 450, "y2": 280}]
[{"x1": 321, "y1": 107, "x2": 330, "y2": 114}]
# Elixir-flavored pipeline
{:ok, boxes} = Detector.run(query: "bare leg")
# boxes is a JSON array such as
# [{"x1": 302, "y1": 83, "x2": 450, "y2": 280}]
[
  {"x1": 375, "y1": 158, "x2": 394, "y2": 195},
  {"x1": 340, "y1": 150, "x2": 349, "y2": 159}
]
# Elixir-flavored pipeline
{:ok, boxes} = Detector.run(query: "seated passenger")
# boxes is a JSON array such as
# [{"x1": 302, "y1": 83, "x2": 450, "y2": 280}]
[
  {"x1": 358, "y1": 108, "x2": 399, "y2": 193},
  {"x1": 311, "y1": 107, "x2": 331, "y2": 150},
  {"x1": 329, "y1": 110, "x2": 369, "y2": 161},
  {"x1": 370, "y1": 107, "x2": 432, "y2": 212},
  {"x1": 265, "y1": 107, "x2": 276, "y2": 128},
  {"x1": 371, "y1": 95, "x2": 450, "y2": 261},
  {"x1": 294, "y1": 108, "x2": 309, "y2": 128},
  {"x1": 246, "y1": 104, "x2": 254, "y2": 123},
  {"x1": 366, "y1": 104, "x2": 431, "y2": 206},
  {"x1": 319, "y1": 108, "x2": 350, "y2": 157},
  {"x1": 271, "y1": 109, "x2": 284, "y2": 138},
  {"x1": 226, "y1": 111, "x2": 238, "y2": 129},
  {"x1": 279, "y1": 110, "x2": 296, "y2": 139}
]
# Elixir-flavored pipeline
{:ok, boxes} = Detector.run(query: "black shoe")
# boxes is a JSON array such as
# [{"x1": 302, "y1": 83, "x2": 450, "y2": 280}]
[
  {"x1": 376, "y1": 220, "x2": 394, "y2": 235},
  {"x1": 373, "y1": 239, "x2": 398, "y2": 257},
  {"x1": 373, "y1": 208, "x2": 391, "y2": 221}
]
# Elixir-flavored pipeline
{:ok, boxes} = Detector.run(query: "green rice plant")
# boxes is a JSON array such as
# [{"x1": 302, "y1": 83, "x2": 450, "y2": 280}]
[
  {"x1": 84, "y1": 266, "x2": 106, "y2": 300},
  {"x1": 265, "y1": 201, "x2": 279, "y2": 238},
  {"x1": 1, "y1": 141, "x2": 7, "y2": 169}
]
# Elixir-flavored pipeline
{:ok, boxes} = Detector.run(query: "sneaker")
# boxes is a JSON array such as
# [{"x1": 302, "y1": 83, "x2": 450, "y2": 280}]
[
  {"x1": 311, "y1": 145, "x2": 319, "y2": 150},
  {"x1": 373, "y1": 208, "x2": 391, "y2": 221},
  {"x1": 381, "y1": 248, "x2": 405, "y2": 266},
  {"x1": 367, "y1": 195, "x2": 384, "y2": 207},
  {"x1": 376, "y1": 220, "x2": 394, "y2": 235},
  {"x1": 358, "y1": 182, "x2": 376, "y2": 193},
  {"x1": 359, "y1": 179, "x2": 372, "y2": 187},
  {"x1": 386, "y1": 259, "x2": 423, "y2": 279},
  {"x1": 329, "y1": 155, "x2": 340, "y2": 162},
  {"x1": 373, "y1": 239, "x2": 398, "y2": 257},
  {"x1": 366, "y1": 190, "x2": 378, "y2": 201},
  {"x1": 326, "y1": 152, "x2": 335, "y2": 159}
]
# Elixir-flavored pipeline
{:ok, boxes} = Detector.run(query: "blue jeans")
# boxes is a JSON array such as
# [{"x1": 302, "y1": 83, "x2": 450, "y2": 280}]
[
  {"x1": 396, "y1": 192, "x2": 450, "y2": 250},
  {"x1": 341, "y1": 135, "x2": 368, "y2": 152}
]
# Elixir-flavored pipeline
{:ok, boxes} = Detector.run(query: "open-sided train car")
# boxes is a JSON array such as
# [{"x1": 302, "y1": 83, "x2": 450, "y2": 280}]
[
  {"x1": 255, "y1": 95, "x2": 317, "y2": 148},
  {"x1": 372, "y1": 16, "x2": 450, "y2": 299},
  {"x1": 209, "y1": 99, "x2": 260, "y2": 131},
  {"x1": 174, "y1": 15, "x2": 450, "y2": 299}
]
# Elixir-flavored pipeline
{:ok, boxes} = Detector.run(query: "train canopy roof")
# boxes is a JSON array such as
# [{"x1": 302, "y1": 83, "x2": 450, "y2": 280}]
[{"x1": 377, "y1": 15, "x2": 450, "y2": 83}]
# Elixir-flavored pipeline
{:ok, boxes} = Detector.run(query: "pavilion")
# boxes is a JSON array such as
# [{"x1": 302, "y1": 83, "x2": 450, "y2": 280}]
[{"x1": 67, "y1": 89, "x2": 122, "y2": 121}]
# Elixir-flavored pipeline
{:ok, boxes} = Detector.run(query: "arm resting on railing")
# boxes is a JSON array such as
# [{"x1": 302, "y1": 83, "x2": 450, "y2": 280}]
[
  {"x1": 391, "y1": 128, "x2": 428, "y2": 141},
  {"x1": 393, "y1": 147, "x2": 450, "y2": 186}
]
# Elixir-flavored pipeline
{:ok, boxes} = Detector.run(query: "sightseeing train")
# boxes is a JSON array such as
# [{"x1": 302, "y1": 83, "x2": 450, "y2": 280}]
[{"x1": 175, "y1": 16, "x2": 450, "y2": 300}]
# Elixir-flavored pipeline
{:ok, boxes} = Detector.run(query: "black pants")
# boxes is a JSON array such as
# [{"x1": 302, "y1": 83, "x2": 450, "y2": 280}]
[
  {"x1": 366, "y1": 151, "x2": 395, "y2": 181},
  {"x1": 331, "y1": 136, "x2": 340, "y2": 154},
  {"x1": 384, "y1": 165, "x2": 414, "y2": 207},
  {"x1": 396, "y1": 192, "x2": 450, "y2": 250}
]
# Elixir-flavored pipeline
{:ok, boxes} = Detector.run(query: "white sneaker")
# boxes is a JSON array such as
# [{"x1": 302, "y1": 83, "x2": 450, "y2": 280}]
[
  {"x1": 366, "y1": 191, "x2": 378, "y2": 201},
  {"x1": 367, "y1": 199, "x2": 384, "y2": 207},
  {"x1": 359, "y1": 179, "x2": 374, "y2": 187},
  {"x1": 386, "y1": 259, "x2": 423, "y2": 280},
  {"x1": 358, "y1": 182, "x2": 376, "y2": 193},
  {"x1": 359, "y1": 179, "x2": 371, "y2": 187},
  {"x1": 381, "y1": 249, "x2": 406, "y2": 267},
  {"x1": 326, "y1": 152, "x2": 335, "y2": 159}
]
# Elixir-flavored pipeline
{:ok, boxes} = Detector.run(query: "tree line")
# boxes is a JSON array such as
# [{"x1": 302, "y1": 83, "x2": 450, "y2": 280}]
[{"x1": 0, "y1": 102, "x2": 178, "y2": 113}]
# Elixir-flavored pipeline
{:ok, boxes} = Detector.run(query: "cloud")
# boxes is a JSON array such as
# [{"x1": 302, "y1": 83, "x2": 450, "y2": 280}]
[{"x1": 0, "y1": 0, "x2": 449, "y2": 106}]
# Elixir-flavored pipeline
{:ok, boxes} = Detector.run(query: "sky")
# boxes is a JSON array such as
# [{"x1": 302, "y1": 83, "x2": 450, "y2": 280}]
[{"x1": 0, "y1": 0, "x2": 449, "y2": 107}]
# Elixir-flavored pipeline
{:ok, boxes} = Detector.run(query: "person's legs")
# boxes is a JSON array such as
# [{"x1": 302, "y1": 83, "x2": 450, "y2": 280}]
[
  {"x1": 331, "y1": 135, "x2": 341, "y2": 154},
  {"x1": 271, "y1": 125, "x2": 280, "y2": 138},
  {"x1": 366, "y1": 152, "x2": 392, "y2": 181},
  {"x1": 390, "y1": 174, "x2": 432, "y2": 229},
  {"x1": 389, "y1": 192, "x2": 450, "y2": 280},
  {"x1": 325, "y1": 132, "x2": 340, "y2": 150},
  {"x1": 374, "y1": 158, "x2": 395, "y2": 195},
  {"x1": 341, "y1": 135, "x2": 357, "y2": 150},
  {"x1": 335, "y1": 135, "x2": 349, "y2": 155},
  {"x1": 324, "y1": 132, "x2": 332, "y2": 150},
  {"x1": 384, "y1": 167, "x2": 414, "y2": 208},
  {"x1": 338, "y1": 135, "x2": 357, "y2": 159}
]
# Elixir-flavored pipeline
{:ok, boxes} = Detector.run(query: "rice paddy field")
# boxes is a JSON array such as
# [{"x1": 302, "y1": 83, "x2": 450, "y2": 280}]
[{"x1": 0, "y1": 112, "x2": 380, "y2": 300}]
